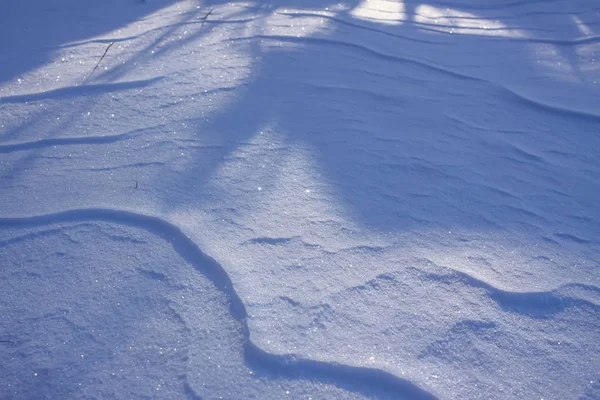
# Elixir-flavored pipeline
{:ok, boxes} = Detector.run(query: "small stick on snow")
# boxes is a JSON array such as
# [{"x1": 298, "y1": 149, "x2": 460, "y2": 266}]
[
  {"x1": 83, "y1": 42, "x2": 114, "y2": 85},
  {"x1": 200, "y1": 9, "x2": 213, "y2": 29}
]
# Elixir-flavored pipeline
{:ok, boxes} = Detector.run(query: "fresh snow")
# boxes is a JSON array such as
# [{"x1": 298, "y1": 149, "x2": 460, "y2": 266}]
[{"x1": 1, "y1": 0, "x2": 599, "y2": 399}]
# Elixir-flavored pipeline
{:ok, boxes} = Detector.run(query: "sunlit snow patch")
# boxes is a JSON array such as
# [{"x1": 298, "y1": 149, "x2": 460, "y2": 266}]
[
  {"x1": 571, "y1": 15, "x2": 594, "y2": 36},
  {"x1": 350, "y1": 0, "x2": 406, "y2": 25},
  {"x1": 414, "y1": 5, "x2": 524, "y2": 37}
]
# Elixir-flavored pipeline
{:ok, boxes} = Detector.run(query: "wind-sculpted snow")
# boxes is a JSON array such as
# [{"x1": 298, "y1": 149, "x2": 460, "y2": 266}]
[
  {"x1": 414, "y1": 267, "x2": 600, "y2": 317},
  {"x1": 1, "y1": 0, "x2": 599, "y2": 398},
  {"x1": 0, "y1": 209, "x2": 437, "y2": 399},
  {"x1": 285, "y1": 264, "x2": 600, "y2": 399}
]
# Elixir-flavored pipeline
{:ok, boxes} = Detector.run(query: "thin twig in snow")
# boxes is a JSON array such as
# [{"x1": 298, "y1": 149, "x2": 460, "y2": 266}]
[
  {"x1": 83, "y1": 42, "x2": 114, "y2": 84},
  {"x1": 200, "y1": 9, "x2": 214, "y2": 29}
]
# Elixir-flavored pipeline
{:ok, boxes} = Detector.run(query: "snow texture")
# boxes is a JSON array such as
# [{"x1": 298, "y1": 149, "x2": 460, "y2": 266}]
[{"x1": 1, "y1": 0, "x2": 599, "y2": 399}]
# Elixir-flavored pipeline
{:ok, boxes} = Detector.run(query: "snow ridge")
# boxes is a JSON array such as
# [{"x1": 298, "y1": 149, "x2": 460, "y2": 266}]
[{"x1": 0, "y1": 208, "x2": 438, "y2": 400}]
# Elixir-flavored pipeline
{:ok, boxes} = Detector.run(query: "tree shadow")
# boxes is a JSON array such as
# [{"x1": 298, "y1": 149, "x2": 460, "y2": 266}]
[
  {"x1": 158, "y1": 0, "x2": 600, "y2": 240},
  {"x1": 2, "y1": 0, "x2": 598, "y2": 238}
]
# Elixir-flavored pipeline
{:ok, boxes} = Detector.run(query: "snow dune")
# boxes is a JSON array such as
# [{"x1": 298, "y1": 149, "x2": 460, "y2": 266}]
[{"x1": 1, "y1": 0, "x2": 599, "y2": 399}]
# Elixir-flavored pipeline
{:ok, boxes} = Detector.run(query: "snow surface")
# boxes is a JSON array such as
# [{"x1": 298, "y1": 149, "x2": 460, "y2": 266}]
[{"x1": 1, "y1": 0, "x2": 599, "y2": 399}]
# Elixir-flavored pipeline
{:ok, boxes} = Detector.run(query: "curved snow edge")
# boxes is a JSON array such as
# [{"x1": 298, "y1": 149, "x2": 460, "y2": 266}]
[{"x1": 0, "y1": 207, "x2": 438, "y2": 400}]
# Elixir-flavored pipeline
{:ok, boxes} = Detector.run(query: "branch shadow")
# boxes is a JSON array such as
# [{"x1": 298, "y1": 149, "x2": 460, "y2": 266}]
[{"x1": 0, "y1": 0, "x2": 180, "y2": 85}]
